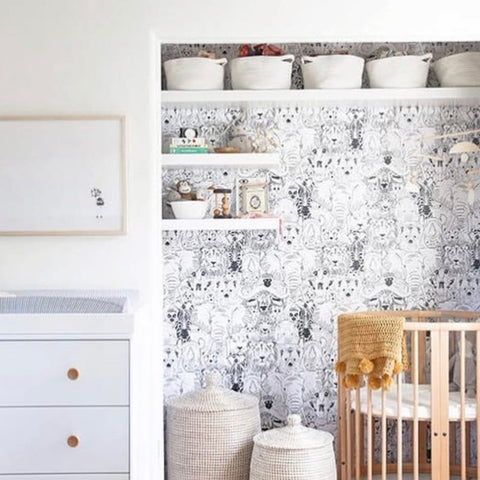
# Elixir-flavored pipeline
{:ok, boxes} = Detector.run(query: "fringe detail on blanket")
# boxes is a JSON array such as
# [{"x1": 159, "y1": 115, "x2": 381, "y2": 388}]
[{"x1": 335, "y1": 314, "x2": 409, "y2": 390}]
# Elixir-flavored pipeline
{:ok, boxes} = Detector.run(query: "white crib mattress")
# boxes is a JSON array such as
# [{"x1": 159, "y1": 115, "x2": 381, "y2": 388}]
[{"x1": 351, "y1": 383, "x2": 477, "y2": 421}]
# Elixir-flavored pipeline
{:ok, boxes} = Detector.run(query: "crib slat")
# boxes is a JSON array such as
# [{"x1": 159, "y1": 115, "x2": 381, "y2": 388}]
[
  {"x1": 338, "y1": 374, "x2": 347, "y2": 480},
  {"x1": 367, "y1": 386, "x2": 373, "y2": 480},
  {"x1": 346, "y1": 388, "x2": 352, "y2": 480},
  {"x1": 461, "y1": 331, "x2": 466, "y2": 480},
  {"x1": 413, "y1": 330, "x2": 419, "y2": 480},
  {"x1": 416, "y1": 316, "x2": 428, "y2": 468},
  {"x1": 355, "y1": 387, "x2": 361, "y2": 480},
  {"x1": 397, "y1": 370, "x2": 402, "y2": 480},
  {"x1": 431, "y1": 328, "x2": 451, "y2": 480},
  {"x1": 382, "y1": 388, "x2": 387, "y2": 480}
]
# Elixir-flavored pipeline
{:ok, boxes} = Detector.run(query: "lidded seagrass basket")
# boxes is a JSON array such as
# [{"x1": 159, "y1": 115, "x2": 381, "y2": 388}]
[
  {"x1": 166, "y1": 372, "x2": 261, "y2": 480},
  {"x1": 250, "y1": 414, "x2": 336, "y2": 480}
]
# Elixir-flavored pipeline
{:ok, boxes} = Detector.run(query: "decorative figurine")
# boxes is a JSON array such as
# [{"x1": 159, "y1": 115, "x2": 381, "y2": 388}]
[{"x1": 213, "y1": 188, "x2": 232, "y2": 218}]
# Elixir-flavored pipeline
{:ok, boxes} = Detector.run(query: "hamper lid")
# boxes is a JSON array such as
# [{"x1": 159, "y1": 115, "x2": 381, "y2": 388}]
[
  {"x1": 254, "y1": 415, "x2": 333, "y2": 450},
  {"x1": 168, "y1": 371, "x2": 259, "y2": 413}
]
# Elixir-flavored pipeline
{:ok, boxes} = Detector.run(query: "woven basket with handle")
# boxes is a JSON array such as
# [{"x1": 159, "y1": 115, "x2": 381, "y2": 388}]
[
  {"x1": 166, "y1": 372, "x2": 260, "y2": 480},
  {"x1": 250, "y1": 414, "x2": 336, "y2": 480}
]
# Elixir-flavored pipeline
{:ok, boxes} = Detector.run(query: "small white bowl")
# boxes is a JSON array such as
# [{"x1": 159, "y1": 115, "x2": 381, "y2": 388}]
[{"x1": 170, "y1": 200, "x2": 208, "y2": 219}]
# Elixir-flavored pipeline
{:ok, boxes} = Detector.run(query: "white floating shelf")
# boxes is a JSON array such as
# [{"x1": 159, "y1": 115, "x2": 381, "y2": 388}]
[
  {"x1": 161, "y1": 87, "x2": 480, "y2": 107},
  {"x1": 161, "y1": 153, "x2": 280, "y2": 169},
  {"x1": 161, "y1": 217, "x2": 280, "y2": 231}
]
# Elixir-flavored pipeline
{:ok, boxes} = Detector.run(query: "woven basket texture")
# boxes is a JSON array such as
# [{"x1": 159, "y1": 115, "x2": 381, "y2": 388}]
[
  {"x1": 230, "y1": 55, "x2": 294, "y2": 90},
  {"x1": 250, "y1": 415, "x2": 336, "y2": 480},
  {"x1": 301, "y1": 55, "x2": 364, "y2": 89},
  {"x1": 433, "y1": 52, "x2": 480, "y2": 87},
  {"x1": 166, "y1": 372, "x2": 261, "y2": 480},
  {"x1": 164, "y1": 57, "x2": 227, "y2": 90},
  {"x1": 366, "y1": 54, "x2": 431, "y2": 88}
]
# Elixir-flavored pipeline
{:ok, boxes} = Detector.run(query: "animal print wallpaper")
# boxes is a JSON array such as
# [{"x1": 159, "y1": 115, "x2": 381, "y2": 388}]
[{"x1": 162, "y1": 42, "x2": 480, "y2": 434}]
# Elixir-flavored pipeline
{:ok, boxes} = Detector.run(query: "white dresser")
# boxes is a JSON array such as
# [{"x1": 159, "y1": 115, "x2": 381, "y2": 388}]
[{"x1": 0, "y1": 294, "x2": 134, "y2": 480}]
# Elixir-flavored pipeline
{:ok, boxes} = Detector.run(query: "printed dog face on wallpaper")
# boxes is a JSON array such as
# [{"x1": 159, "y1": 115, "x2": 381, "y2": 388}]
[
  {"x1": 217, "y1": 279, "x2": 237, "y2": 301},
  {"x1": 335, "y1": 157, "x2": 357, "y2": 177},
  {"x1": 281, "y1": 223, "x2": 301, "y2": 247},
  {"x1": 400, "y1": 223, "x2": 422, "y2": 249},
  {"x1": 277, "y1": 344, "x2": 302, "y2": 372},
  {"x1": 163, "y1": 345, "x2": 180, "y2": 372},
  {"x1": 275, "y1": 107, "x2": 300, "y2": 130}
]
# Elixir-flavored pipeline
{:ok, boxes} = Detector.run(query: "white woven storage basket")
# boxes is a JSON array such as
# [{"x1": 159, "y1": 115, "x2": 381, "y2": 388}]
[
  {"x1": 166, "y1": 372, "x2": 260, "y2": 480},
  {"x1": 164, "y1": 57, "x2": 227, "y2": 90},
  {"x1": 230, "y1": 55, "x2": 294, "y2": 90},
  {"x1": 366, "y1": 53, "x2": 432, "y2": 88},
  {"x1": 300, "y1": 55, "x2": 364, "y2": 89},
  {"x1": 250, "y1": 415, "x2": 336, "y2": 480},
  {"x1": 433, "y1": 52, "x2": 480, "y2": 87}
]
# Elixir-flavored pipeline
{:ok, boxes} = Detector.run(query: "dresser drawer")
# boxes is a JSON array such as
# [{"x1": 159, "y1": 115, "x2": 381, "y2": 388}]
[
  {"x1": 0, "y1": 407, "x2": 129, "y2": 474},
  {"x1": 0, "y1": 340, "x2": 128, "y2": 406}
]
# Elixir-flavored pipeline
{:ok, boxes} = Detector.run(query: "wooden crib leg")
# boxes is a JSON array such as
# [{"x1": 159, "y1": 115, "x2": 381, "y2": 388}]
[
  {"x1": 431, "y1": 329, "x2": 450, "y2": 480},
  {"x1": 397, "y1": 372, "x2": 403, "y2": 480},
  {"x1": 338, "y1": 374, "x2": 347, "y2": 480},
  {"x1": 418, "y1": 330, "x2": 428, "y2": 468},
  {"x1": 461, "y1": 331, "x2": 466, "y2": 480},
  {"x1": 466, "y1": 423, "x2": 471, "y2": 473}
]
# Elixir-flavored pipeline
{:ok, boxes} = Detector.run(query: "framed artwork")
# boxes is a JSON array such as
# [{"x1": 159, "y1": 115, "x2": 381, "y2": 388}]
[
  {"x1": 236, "y1": 177, "x2": 269, "y2": 215},
  {"x1": 0, "y1": 116, "x2": 126, "y2": 235}
]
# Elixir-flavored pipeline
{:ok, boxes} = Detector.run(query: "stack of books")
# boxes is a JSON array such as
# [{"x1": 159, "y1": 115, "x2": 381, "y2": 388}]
[{"x1": 169, "y1": 137, "x2": 209, "y2": 154}]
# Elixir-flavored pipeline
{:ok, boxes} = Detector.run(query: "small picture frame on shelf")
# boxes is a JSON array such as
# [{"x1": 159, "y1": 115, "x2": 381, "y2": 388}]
[{"x1": 236, "y1": 177, "x2": 269, "y2": 215}]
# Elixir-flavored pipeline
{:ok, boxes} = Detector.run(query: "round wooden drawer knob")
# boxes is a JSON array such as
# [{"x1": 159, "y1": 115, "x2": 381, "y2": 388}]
[
  {"x1": 67, "y1": 435, "x2": 79, "y2": 448},
  {"x1": 67, "y1": 368, "x2": 79, "y2": 380}
]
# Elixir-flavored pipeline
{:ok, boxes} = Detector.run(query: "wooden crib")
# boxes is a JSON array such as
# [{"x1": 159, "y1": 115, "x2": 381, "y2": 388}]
[{"x1": 337, "y1": 311, "x2": 480, "y2": 480}]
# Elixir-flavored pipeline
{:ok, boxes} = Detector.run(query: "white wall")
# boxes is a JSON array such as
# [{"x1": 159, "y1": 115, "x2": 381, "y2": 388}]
[
  {"x1": 0, "y1": 0, "x2": 159, "y2": 300},
  {"x1": 157, "y1": 0, "x2": 480, "y2": 43},
  {"x1": 0, "y1": 2, "x2": 479, "y2": 479}
]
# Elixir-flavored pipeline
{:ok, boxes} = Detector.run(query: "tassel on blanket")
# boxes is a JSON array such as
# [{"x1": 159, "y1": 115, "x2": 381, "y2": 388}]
[{"x1": 335, "y1": 314, "x2": 409, "y2": 390}]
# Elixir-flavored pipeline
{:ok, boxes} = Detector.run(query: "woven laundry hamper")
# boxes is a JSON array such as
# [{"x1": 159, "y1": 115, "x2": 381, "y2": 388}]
[
  {"x1": 166, "y1": 372, "x2": 260, "y2": 480},
  {"x1": 250, "y1": 415, "x2": 336, "y2": 480}
]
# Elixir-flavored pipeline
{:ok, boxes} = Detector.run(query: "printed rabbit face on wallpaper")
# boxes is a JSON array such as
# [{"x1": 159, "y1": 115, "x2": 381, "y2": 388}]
[{"x1": 162, "y1": 99, "x2": 480, "y2": 431}]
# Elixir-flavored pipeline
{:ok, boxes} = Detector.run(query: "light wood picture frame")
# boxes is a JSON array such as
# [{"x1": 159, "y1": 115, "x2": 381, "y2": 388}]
[{"x1": 0, "y1": 116, "x2": 126, "y2": 235}]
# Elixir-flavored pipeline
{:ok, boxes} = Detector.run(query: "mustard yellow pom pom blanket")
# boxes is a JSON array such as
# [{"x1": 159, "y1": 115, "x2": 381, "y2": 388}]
[{"x1": 335, "y1": 313, "x2": 409, "y2": 390}]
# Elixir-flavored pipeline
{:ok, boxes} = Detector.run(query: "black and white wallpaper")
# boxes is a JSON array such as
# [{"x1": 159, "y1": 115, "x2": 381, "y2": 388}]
[
  {"x1": 162, "y1": 42, "x2": 480, "y2": 434},
  {"x1": 163, "y1": 102, "x2": 480, "y2": 432}
]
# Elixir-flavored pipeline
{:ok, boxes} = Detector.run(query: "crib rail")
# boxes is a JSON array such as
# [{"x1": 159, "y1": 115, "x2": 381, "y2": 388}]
[{"x1": 337, "y1": 310, "x2": 480, "y2": 480}]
